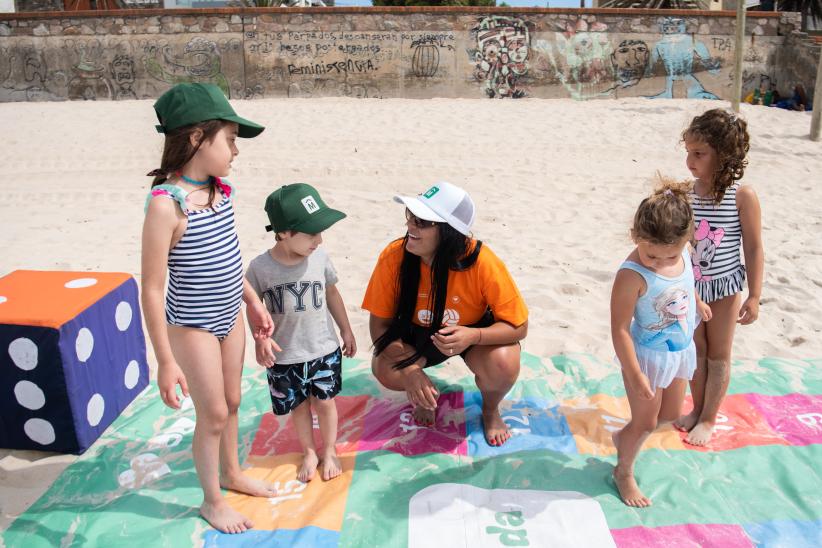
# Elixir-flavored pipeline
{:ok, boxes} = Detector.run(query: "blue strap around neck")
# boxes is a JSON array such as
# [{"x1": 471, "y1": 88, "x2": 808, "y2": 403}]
[{"x1": 179, "y1": 173, "x2": 212, "y2": 185}]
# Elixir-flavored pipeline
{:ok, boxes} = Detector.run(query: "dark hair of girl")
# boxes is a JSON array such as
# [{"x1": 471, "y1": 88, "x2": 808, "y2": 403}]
[
  {"x1": 682, "y1": 108, "x2": 750, "y2": 204},
  {"x1": 373, "y1": 223, "x2": 482, "y2": 369},
  {"x1": 631, "y1": 177, "x2": 694, "y2": 245},
  {"x1": 150, "y1": 119, "x2": 227, "y2": 209}
]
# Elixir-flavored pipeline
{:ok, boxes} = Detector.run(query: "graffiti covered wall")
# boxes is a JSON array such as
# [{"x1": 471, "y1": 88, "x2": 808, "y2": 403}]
[{"x1": 0, "y1": 7, "x2": 811, "y2": 103}]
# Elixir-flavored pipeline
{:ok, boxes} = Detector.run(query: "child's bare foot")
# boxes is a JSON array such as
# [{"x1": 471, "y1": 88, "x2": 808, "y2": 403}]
[
  {"x1": 320, "y1": 449, "x2": 342, "y2": 481},
  {"x1": 482, "y1": 408, "x2": 511, "y2": 446},
  {"x1": 613, "y1": 466, "x2": 651, "y2": 508},
  {"x1": 412, "y1": 406, "x2": 435, "y2": 427},
  {"x1": 298, "y1": 450, "x2": 319, "y2": 483},
  {"x1": 220, "y1": 473, "x2": 277, "y2": 498},
  {"x1": 674, "y1": 410, "x2": 700, "y2": 432},
  {"x1": 684, "y1": 421, "x2": 714, "y2": 446},
  {"x1": 200, "y1": 500, "x2": 253, "y2": 534}
]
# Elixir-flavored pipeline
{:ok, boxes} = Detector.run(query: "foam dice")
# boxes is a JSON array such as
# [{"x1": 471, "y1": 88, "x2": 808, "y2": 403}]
[{"x1": 0, "y1": 271, "x2": 149, "y2": 454}]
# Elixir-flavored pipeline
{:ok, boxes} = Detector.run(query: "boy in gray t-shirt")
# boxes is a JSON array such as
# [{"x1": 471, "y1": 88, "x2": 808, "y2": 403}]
[{"x1": 246, "y1": 183, "x2": 356, "y2": 483}]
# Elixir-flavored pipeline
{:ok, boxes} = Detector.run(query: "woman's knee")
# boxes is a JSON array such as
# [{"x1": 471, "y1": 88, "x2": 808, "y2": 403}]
[{"x1": 490, "y1": 346, "x2": 521, "y2": 382}]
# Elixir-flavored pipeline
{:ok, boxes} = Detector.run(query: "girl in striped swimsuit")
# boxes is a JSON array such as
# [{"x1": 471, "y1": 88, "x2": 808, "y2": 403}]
[
  {"x1": 141, "y1": 84, "x2": 277, "y2": 534},
  {"x1": 675, "y1": 109, "x2": 764, "y2": 446}
]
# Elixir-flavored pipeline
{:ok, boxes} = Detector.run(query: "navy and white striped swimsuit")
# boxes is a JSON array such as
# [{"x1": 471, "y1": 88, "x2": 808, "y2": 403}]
[
  {"x1": 146, "y1": 179, "x2": 244, "y2": 339},
  {"x1": 690, "y1": 182, "x2": 746, "y2": 303}
]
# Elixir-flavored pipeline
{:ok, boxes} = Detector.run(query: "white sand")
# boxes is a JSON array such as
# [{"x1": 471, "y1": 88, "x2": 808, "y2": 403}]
[{"x1": 1, "y1": 97, "x2": 820, "y2": 529}]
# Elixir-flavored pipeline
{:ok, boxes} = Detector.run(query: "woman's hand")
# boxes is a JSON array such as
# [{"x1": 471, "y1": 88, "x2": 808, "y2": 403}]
[
  {"x1": 402, "y1": 367, "x2": 439, "y2": 410},
  {"x1": 157, "y1": 360, "x2": 189, "y2": 409},
  {"x1": 738, "y1": 295, "x2": 760, "y2": 325},
  {"x1": 430, "y1": 325, "x2": 479, "y2": 356}
]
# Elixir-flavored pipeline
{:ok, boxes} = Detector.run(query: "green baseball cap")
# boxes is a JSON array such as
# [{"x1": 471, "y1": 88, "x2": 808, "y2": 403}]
[
  {"x1": 153, "y1": 83, "x2": 264, "y2": 138},
  {"x1": 264, "y1": 183, "x2": 346, "y2": 234}
]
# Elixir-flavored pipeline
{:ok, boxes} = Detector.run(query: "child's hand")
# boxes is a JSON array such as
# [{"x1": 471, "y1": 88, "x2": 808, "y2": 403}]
[
  {"x1": 738, "y1": 296, "x2": 760, "y2": 325},
  {"x1": 697, "y1": 300, "x2": 713, "y2": 322},
  {"x1": 627, "y1": 371, "x2": 655, "y2": 400},
  {"x1": 341, "y1": 329, "x2": 357, "y2": 358},
  {"x1": 255, "y1": 338, "x2": 281, "y2": 368},
  {"x1": 246, "y1": 300, "x2": 275, "y2": 341},
  {"x1": 157, "y1": 360, "x2": 189, "y2": 409}
]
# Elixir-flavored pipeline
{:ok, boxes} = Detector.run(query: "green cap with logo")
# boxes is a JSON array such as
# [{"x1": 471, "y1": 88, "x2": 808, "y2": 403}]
[
  {"x1": 264, "y1": 183, "x2": 346, "y2": 234},
  {"x1": 153, "y1": 83, "x2": 265, "y2": 138}
]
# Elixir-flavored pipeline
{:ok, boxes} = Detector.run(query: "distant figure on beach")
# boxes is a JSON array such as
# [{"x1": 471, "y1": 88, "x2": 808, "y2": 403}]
[
  {"x1": 246, "y1": 183, "x2": 356, "y2": 483},
  {"x1": 362, "y1": 182, "x2": 528, "y2": 447},
  {"x1": 675, "y1": 109, "x2": 764, "y2": 446},
  {"x1": 610, "y1": 180, "x2": 713, "y2": 507},
  {"x1": 141, "y1": 83, "x2": 275, "y2": 534}
]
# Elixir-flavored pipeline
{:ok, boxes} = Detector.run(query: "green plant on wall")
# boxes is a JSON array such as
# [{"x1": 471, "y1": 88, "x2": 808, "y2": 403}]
[{"x1": 373, "y1": 0, "x2": 497, "y2": 6}]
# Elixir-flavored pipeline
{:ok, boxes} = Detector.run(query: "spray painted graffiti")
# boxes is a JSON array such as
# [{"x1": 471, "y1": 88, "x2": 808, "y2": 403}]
[
  {"x1": 110, "y1": 54, "x2": 137, "y2": 100},
  {"x1": 67, "y1": 40, "x2": 112, "y2": 101},
  {"x1": 409, "y1": 35, "x2": 454, "y2": 78},
  {"x1": 554, "y1": 19, "x2": 612, "y2": 99},
  {"x1": 143, "y1": 37, "x2": 231, "y2": 97},
  {"x1": 471, "y1": 16, "x2": 530, "y2": 98},
  {"x1": 287, "y1": 78, "x2": 381, "y2": 99},
  {"x1": 647, "y1": 17, "x2": 721, "y2": 99},
  {"x1": 0, "y1": 46, "x2": 50, "y2": 101},
  {"x1": 611, "y1": 39, "x2": 650, "y2": 89}
]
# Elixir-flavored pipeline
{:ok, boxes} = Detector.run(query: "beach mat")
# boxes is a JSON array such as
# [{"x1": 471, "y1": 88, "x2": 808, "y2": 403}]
[{"x1": 3, "y1": 352, "x2": 822, "y2": 547}]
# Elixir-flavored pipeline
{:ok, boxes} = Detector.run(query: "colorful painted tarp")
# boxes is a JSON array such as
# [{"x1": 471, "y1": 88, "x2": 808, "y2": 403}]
[{"x1": 3, "y1": 352, "x2": 822, "y2": 547}]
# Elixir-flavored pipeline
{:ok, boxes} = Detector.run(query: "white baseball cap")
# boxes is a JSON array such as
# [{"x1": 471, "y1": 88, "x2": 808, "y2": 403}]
[{"x1": 393, "y1": 181, "x2": 476, "y2": 236}]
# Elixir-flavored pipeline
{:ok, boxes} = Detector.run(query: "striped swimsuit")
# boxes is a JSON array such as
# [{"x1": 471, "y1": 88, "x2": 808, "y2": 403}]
[
  {"x1": 146, "y1": 179, "x2": 244, "y2": 339},
  {"x1": 690, "y1": 182, "x2": 746, "y2": 303}
]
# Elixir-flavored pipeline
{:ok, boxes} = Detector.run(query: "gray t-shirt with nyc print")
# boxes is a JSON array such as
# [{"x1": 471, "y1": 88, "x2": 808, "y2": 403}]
[{"x1": 246, "y1": 247, "x2": 339, "y2": 365}]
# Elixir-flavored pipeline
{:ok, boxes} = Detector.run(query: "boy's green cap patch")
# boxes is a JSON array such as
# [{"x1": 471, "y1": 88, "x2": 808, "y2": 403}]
[{"x1": 264, "y1": 183, "x2": 346, "y2": 234}]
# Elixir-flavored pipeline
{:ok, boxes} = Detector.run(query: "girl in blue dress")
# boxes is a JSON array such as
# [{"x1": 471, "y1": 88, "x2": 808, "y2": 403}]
[{"x1": 610, "y1": 180, "x2": 712, "y2": 507}]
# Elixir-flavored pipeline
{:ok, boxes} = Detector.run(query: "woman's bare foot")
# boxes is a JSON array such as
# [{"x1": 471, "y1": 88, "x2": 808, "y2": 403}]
[
  {"x1": 482, "y1": 408, "x2": 511, "y2": 446},
  {"x1": 674, "y1": 410, "x2": 700, "y2": 432},
  {"x1": 684, "y1": 422, "x2": 714, "y2": 446},
  {"x1": 613, "y1": 466, "x2": 651, "y2": 508},
  {"x1": 220, "y1": 473, "x2": 277, "y2": 498},
  {"x1": 412, "y1": 406, "x2": 435, "y2": 427},
  {"x1": 320, "y1": 449, "x2": 342, "y2": 481},
  {"x1": 200, "y1": 500, "x2": 253, "y2": 534},
  {"x1": 298, "y1": 449, "x2": 319, "y2": 483}
]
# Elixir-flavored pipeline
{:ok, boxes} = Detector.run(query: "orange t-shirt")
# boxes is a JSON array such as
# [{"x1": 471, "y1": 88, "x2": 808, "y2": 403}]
[{"x1": 361, "y1": 239, "x2": 528, "y2": 328}]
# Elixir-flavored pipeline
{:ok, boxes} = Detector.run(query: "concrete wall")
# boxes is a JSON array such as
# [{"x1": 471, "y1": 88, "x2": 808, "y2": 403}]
[{"x1": 0, "y1": 7, "x2": 810, "y2": 102}]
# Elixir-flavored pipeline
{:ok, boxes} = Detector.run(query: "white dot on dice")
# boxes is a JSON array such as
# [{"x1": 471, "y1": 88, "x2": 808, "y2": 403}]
[
  {"x1": 125, "y1": 360, "x2": 140, "y2": 389},
  {"x1": 14, "y1": 380, "x2": 46, "y2": 410},
  {"x1": 65, "y1": 278, "x2": 98, "y2": 289},
  {"x1": 87, "y1": 394, "x2": 105, "y2": 426},
  {"x1": 24, "y1": 418, "x2": 56, "y2": 445},
  {"x1": 9, "y1": 337, "x2": 38, "y2": 371},
  {"x1": 75, "y1": 328, "x2": 94, "y2": 362},
  {"x1": 115, "y1": 301, "x2": 133, "y2": 331}
]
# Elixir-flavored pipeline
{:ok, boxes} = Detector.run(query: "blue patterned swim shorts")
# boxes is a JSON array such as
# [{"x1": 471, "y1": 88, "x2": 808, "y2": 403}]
[{"x1": 266, "y1": 347, "x2": 342, "y2": 415}]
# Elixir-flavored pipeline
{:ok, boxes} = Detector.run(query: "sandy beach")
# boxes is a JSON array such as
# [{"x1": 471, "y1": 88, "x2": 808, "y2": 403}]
[{"x1": 1, "y1": 96, "x2": 821, "y2": 531}]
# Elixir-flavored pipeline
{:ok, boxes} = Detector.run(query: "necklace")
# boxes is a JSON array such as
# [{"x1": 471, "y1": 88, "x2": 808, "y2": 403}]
[{"x1": 178, "y1": 172, "x2": 212, "y2": 185}]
